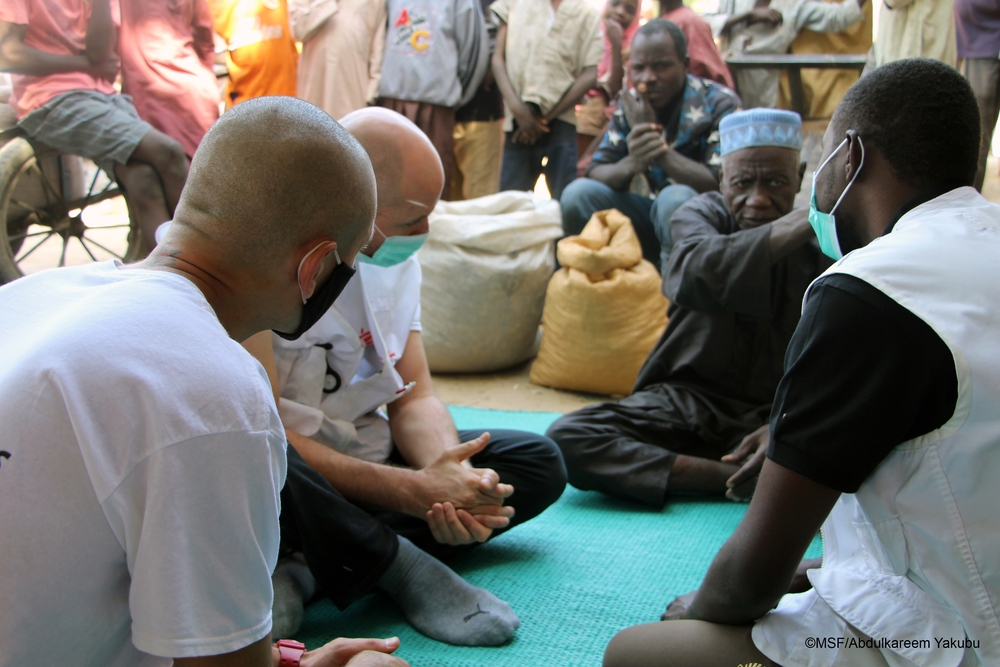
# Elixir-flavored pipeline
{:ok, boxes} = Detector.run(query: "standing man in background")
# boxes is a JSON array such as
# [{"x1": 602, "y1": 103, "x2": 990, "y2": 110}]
[
  {"x1": 956, "y1": 0, "x2": 1000, "y2": 191},
  {"x1": 450, "y1": 0, "x2": 504, "y2": 201},
  {"x1": 290, "y1": 0, "x2": 387, "y2": 121},
  {"x1": 376, "y1": 0, "x2": 490, "y2": 200},
  {"x1": 119, "y1": 0, "x2": 220, "y2": 158},
  {"x1": 872, "y1": 0, "x2": 956, "y2": 68},
  {"x1": 778, "y1": 0, "x2": 872, "y2": 118},
  {"x1": 491, "y1": 0, "x2": 604, "y2": 201},
  {"x1": 708, "y1": 0, "x2": 866, "y2": 109},
  {"x1": 210, "y1": 0, "x2": 298, "y2": 108}
]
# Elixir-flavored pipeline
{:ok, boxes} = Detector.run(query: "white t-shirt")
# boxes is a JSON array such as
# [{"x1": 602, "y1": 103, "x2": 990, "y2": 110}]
[{"x1": 0, "y1": 262, "x2": 286, "y2": 666}]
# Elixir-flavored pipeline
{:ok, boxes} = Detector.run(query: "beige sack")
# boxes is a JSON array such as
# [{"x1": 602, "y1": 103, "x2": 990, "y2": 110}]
[
  {"x1": 420, "y1": 191, "x2": 562, "y2": 372},
  {"x1": 531, "y1": 209, "x2": 669, "y2": 396}
]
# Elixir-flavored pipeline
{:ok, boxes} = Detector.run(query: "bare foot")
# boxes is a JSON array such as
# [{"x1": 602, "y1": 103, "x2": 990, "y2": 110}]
[{"x1": 669, "y1": 455, "x2": 741, "y2": 494}]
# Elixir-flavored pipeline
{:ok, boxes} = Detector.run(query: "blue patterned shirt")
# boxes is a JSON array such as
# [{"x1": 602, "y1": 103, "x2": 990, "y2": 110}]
[{"x1": 589, "y1": 74, "x2": 741, "y2": 193}]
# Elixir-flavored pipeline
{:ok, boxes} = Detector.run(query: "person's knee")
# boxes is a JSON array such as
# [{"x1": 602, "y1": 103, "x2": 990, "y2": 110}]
[
  {"x1": 604, "y1": 626, "x2": 643, "y2": 667},
  {"x1": 652, "y1": 185, "x2": 697, "y2": 225},
  {"x1": 545, "y1": 416, "x2": 586, "y2": 481},
  {"x1": 138, "y1": 131, "x2": 189, "y2": 184},
  {"x1": 116, "y1": 162, "x2": 164, "y2": 205},
  {"x1": 532, "y1": 435, "x2": 569, "y2": 502},
  {"x1": 560, "y1": 177, "x2": 609, "y2": 234},
  {"x1": 651, "y1": 184, "x2": 698, "y2": 254}
]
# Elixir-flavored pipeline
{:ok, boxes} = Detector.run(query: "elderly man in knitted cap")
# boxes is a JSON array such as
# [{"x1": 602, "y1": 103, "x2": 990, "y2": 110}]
[{"x1": 547, "y1": 109, "x2": 831, "y2": 508}]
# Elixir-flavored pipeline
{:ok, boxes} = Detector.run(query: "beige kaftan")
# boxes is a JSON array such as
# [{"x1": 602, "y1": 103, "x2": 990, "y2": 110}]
[
  {"x1": 874, "y1": 0, "x2": 956, "y2": 68},
  {"x1": 290, "y1": 0, "x2": 387, "y2": 120}
]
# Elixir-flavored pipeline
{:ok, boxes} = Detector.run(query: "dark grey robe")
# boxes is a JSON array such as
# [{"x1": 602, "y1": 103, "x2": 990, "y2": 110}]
[{"x1": 546, "y1": 192, "x2": 831, "y2": 507}]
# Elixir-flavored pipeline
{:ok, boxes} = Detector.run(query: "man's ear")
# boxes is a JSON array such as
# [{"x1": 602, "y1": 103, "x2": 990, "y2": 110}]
[
  {"x1": 298, "y1": 240, "x2": 337, "y2": 300},
  {"x1": 797, "y1": 160, "x2": 807, "y2": 192},
  {"x1": 844, "y1": 130, "x2": 863, "y2": 182}
]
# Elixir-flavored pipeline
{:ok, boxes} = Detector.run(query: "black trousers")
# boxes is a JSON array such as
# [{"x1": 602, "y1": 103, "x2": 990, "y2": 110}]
[
  {"x1": 279, "y1": 429, "x2": 567, "y2": 610},
  {"x1": 545, "y1": 383, "x2": 770, "y2": 508}
]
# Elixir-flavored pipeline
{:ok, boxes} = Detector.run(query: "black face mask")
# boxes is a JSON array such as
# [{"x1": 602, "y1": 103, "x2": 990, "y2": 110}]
[{"x1": 273, "y1": 250, "x2": 356, "y2": 341}]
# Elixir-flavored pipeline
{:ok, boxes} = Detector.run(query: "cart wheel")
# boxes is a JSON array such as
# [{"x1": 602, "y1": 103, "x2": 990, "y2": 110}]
[{"x1": 0, "y1": 137, "x2": 145, "y2": 285}]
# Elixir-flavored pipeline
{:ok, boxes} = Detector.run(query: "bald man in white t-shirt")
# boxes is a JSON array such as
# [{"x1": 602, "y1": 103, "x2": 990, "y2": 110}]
[{"x1": 0, "y1": 98, "x2": 408, "y2": 667}]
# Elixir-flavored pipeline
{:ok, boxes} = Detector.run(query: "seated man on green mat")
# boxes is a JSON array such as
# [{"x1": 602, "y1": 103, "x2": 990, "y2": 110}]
[
  {"x1": 547, "y1": 108, "x2": 831, "y2": 508},
  {"x1": 604, "y1": 58, "x2": 1000, "y2": 667},
  {"x1": 256, "y1": 107, "x2": 567, "y2": 646}
]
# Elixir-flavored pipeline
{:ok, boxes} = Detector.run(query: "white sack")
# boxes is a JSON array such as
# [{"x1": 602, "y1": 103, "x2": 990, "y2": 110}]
[{"x1": 419, "y1": 191, "x2": 562, "y2": 373}]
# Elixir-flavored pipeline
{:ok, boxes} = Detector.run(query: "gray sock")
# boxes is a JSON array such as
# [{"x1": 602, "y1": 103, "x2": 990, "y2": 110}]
[
  {"x1": 377, "y1": 536, "x2": 520, "y2": 646},
  {"x1": 271, "y1": 553, "x2": 316, "y2": 638}
]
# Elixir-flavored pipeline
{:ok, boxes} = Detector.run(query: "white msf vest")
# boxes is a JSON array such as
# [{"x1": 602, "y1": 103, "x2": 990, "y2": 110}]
[{"x1": 754, "y1": 187, "x2": 1000, "y2": 667}]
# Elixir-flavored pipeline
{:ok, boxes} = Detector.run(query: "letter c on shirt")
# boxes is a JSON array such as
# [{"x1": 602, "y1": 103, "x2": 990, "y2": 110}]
[{"x1": 411, "y1": 30, "x2": 430, "y2": 51}]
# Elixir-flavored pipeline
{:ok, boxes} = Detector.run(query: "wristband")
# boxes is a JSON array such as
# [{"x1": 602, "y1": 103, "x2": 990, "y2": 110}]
[{"x1": 276, "y1": 639, "x2": 306, "y2": 667}]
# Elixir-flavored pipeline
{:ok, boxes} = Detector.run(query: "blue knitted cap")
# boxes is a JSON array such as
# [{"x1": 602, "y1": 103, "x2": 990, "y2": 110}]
[{"x1": 719, "y1": 108, "x2": 803, "y2": 156}]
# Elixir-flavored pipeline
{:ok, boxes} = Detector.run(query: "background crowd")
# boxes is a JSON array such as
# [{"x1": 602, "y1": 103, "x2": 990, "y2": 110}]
[{"x1": 5, "y1": 0, "x2": 996, "y2": 206}]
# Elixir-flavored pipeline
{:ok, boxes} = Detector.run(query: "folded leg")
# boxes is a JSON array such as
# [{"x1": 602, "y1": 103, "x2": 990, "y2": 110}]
[
  {"x1": 546, "y1": 384, "x2": 769, "y2": 507},
  {"x1": 279, "y1": 444, "x2": 399, "y2": 610},
  {"x1": 604, "y1": 621, "x2": 777, "y2": 667}
]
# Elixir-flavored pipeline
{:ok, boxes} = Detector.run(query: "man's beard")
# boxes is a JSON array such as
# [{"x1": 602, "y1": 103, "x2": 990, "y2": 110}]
[
  {"x1": 834, "y1": 210, "x2": 866, "y2": 255},
  {"x1": 821, "y1": 167, "x2": 865, "y2": 255}
]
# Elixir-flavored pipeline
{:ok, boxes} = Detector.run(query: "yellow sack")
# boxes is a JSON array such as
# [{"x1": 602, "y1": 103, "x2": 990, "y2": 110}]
[{"x1": 531, "y1": 209, "x2": 669, "y2": 396}]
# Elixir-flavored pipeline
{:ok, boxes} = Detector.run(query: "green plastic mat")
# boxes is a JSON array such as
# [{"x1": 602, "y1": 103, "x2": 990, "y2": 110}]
[{"x1": 294, "y1": 406, "x2": 822, "y2": 666}]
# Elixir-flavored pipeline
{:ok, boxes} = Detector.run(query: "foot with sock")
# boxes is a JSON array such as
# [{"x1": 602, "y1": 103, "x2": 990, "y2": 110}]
[
  {"x1": 271, "y1": 553, "x2": 317, "y2": 638},
  {"x1": 377, "y1": 536, "x2": 520, "y2": 646}
]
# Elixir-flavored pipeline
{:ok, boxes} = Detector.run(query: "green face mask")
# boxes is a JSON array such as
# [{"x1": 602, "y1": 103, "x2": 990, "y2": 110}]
[
  {"x1": 808, "y1": 135, "x2": 865, "y2": 260},
  {"x1": 357, "y1": 224, "x2": 428, "y2": 267}
]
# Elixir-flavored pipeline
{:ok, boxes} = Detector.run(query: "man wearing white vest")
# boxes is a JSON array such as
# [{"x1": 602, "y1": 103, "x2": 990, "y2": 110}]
[
  {"x1": 601, "y1": 58, "x2": 999, "y2": 667},
  {"x1": 263, "y1": 108, "x2": 567, "y2": 646}
]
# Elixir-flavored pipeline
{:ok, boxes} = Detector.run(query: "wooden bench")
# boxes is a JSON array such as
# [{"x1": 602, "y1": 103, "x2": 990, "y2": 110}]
[{"x1": 724, "y1": 54, "x2": 868, "y2": 118}]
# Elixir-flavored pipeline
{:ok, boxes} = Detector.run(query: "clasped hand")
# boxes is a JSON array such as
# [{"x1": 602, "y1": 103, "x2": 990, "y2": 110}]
[
  {"x1": 413, "y1": 432, "x2": 515, "y2": 546},
  {"x1": 626, "y1": 123, "x2": 669, "y2": 172},
  {"x1": 620, "y1": 90, "x2": 668, "y2": 172},
  {"x1": 511, "y1": 102, "x2": 549, "y2": 145}
]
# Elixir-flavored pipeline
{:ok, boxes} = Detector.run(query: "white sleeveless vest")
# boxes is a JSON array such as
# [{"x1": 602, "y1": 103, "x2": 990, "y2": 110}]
[{"x1": 754, "y1": 187, "x2": 1000, "y2": 667}]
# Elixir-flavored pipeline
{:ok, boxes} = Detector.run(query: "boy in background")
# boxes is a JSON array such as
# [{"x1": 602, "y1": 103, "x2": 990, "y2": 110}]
[{"x1": 491, "y1": 0, "x2": 603, "y2": 201}]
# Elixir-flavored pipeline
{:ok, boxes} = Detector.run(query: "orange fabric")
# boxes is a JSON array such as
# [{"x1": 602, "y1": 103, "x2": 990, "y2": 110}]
[
  {"x1": 209, "y1": 0, "x2": 298, "y2": 108},
  {"x1": 0, "y1": 0, "x2": 120, "y2": 119},
  {"x1": 778, "y1": 0, "x2": 872, "y2": 118}
]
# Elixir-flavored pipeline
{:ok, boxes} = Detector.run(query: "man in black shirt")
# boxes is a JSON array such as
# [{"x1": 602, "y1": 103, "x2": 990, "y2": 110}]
[
  {"x1": 547, "y1": 109, "x2": 828, "y2": 508},
  {"x1": 602, "y1": 59, "x2": 995, "y2": 667}
]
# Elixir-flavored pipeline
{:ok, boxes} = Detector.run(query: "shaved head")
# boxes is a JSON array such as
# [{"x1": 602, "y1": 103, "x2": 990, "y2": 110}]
[
  {"x1": 175, "y1": 96, "x2": 377, "y2": 265},
  {"x1": 151, "y1": 96, "x2": 378, "y2": 341},
  {"x1": 339, "y1": 108, "x2": 443, "y2": 251}
]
